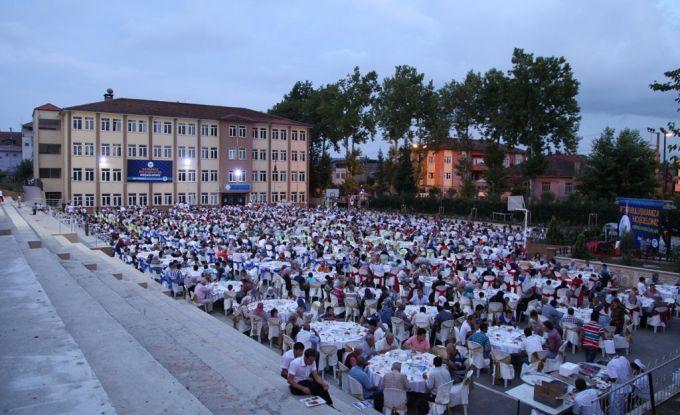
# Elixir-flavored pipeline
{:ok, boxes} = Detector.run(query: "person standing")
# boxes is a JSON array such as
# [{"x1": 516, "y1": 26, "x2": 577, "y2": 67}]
[
  {"x1": 288, "y1": 349, "x2": 333, "y2": 405},
  {"x1": 582, "y1": 312, "x2": 605, "y2": 363}
]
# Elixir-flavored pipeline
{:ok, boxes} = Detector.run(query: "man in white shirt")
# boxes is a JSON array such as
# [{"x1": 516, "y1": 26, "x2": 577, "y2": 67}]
[
  {"x1": 413, "y1": 306, "x2": 431, "y2": 329},
  {"x1": 572, "y1": 378, "x2": 604, "y2": 415},
  {"x1": 375, "y1": 333, "x2": 398, "y2": 354},
  {"x1": 636, "y1": 278, "x2": 646, "y2": 296},
  {"x1": 287, "y1": 349, "x2": 333, "y2": 405},
  {"x1": 520, "y1": 327, "x2": 545, "y2": 362},
  {"x1": 457, "y1": 315, "x2": 474, "y2": 345},
  {"x1": 410, "y1": 289, "x2": 429, "y2": 305},
  {"x1": 604, "y1": 341, "x2": 632, "y2": 415},
  {"x1": 280, "y1": 342, "x2": 304, "y2": 378},
  {"x1": 423, "y1": 356, "x2": 451, "y2": 400}
]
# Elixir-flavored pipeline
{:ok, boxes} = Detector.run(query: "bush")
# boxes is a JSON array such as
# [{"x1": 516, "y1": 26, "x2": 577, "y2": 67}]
[
  {"x1": 545, "y1": 216, "x2": 564, "y2": 244},
  {"x1": 620, "y1": 232, "x2": 634, "y2": 265},
  {"x1": 572, "y1": 233, "x2": 591, "y2": 259},
  {"x1": 540, "y1": 191, "x2": 556, "y2": 203}
]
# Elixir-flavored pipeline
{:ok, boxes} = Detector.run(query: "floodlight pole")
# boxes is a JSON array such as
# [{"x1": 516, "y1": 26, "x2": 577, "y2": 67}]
[{"x1": 519, "y1": 208, "x2": 529, "y2": 249}]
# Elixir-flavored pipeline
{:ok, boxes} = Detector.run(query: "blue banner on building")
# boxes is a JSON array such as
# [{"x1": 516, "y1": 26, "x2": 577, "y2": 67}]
[
  {"x1": 127, "y1": 160, "x2": 173, "y2": 182},
  {"x1": 617, "y1": 198, "x2": 664, "y2": 250}
]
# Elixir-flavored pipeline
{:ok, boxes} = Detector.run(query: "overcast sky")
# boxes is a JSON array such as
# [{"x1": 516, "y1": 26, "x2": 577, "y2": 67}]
[{"x1": 1, "y1": 0, "x2": 678, "y2": 156}]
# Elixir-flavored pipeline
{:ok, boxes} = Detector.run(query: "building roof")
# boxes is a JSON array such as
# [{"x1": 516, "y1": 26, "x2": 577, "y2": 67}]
[
  {"x1": 62, "y1": 98, "x2": 309, "y2": 127},
  {"x1": 22, "y1": 122, "x2": 33, "y2": 130},
  {"x1": 34, "y1": 103, "x2": 61, "y2": 111},
  {"x1": 432, "y1": 139, "x2": 525, "y2": 154},
  {"x1": 0, "y1": 131, "x2": 22, "y2": 146},
  {"x1": 507, "y1": 154, "x2": 584, "y2": 178}
]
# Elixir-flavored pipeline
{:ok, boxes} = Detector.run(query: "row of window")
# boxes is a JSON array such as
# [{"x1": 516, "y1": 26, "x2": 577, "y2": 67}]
[
  {"x1": 73, "y1": 117, "x2": 220, "y2": 137},
  {"x1": 71, "y1": 191, "x2": 305, "y2": 207},
  {"x1": 249, "y1": 170, "x2": 306, "y2": 183}
]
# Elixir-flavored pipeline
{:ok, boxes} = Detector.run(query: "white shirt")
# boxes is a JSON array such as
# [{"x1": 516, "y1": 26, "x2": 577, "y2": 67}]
[
  {"x1": 413, "y1": 312, "x2": 431, "y2": 327},
  {"x1": 376, "y1": 337, "x2": 398, "y2": 353},
  {"x1": 410, "y1": 293, "x2": 429, "y2": 305},
  {"x1": 522, "y1": 334, "x2": 545, "y2": 357},
  {"x1": 636, "y1": 282, "x2": 646, "y2": 294},
  {"x1": 458, "y1": 321, "x2": 472, "y2": 344},
  {"x1": 280, "y1": 349, "x2": 296, "y2": 371},
  {"x1": 572, "y1": 389, "x2": 603, "y2": 415},
  {"x1": 426, "y1": 366, "x2": 451, "y2": 392},
  {"x1": 287, "y1": 356, "x2": 317, "y2": 383},
  {"x1": 606, "y1": 356, "x2": 633, "y2": 393}
]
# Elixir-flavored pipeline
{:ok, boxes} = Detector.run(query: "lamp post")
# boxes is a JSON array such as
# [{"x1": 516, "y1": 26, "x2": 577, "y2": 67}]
[{"x1": 660, "y1": 127, "x2": 670, "y2": 199}]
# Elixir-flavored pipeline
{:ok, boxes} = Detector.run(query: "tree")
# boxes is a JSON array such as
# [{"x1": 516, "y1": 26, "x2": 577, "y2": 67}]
[
  {"x1": 373, "y1": 148, "x2": 390, "y2": 195},
  {"x1": 483, "y1": 142, "x2": 508, "y2": 199},
  {"x1": 14, "y1": 158, "x2": 33, "y2": 181},
  {"x1": 620, "y1": 231, "x2": 634, "y2": 265},
  {"x1": 579, "y1": 127, "x2": 658, "y2": 200},
  {"x1": 455, "y1": 156, "x2": 477, "y2": 199},
  {"x1": 394, "y1": 146, "x2": 416, "y2": 194},
  {"x1": 650, "y1": 67, "x2": 680, "y2": 153},
  {"x1": 545, "y1": 216, "x2": 563, "y2": 244},
  {"x1": 572, "y1": 233, "x2": 591, "y2": 260},
  {"x1": 441, "y1": 71, "x2": 483, "y2": 142}
]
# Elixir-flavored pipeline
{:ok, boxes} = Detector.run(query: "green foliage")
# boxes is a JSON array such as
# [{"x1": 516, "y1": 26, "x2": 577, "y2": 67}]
[
  {"x1": 545, "y1": 216, "x2": 564, "y2": 244},
  {"x1": 572, "y1": 233, "x2": 591, "y2": 260},
  {"x1": 394, "y1": 146, "x2": 416, "y2": 194},
  {"x1": 649, "y1": 67, "x2": 679, "y2": 153},
  {"x1": 440, "y1": 71, "x2": 483, "y2": 141},
  {"x1": 540, "y1": 191, "x2": 556, "y2": 204},
  {"x1": 14, "y1": 159, "x2": 33, "y2": 181},
  {"x1": 578, "y1": 127, "x2": 658, "y2": 200},
  {"x1": 455, "y1": 156, "x2": 477, "y2": 199},
  {"x1": 620, "y1": 232, "x2": 634, "y2": 265},
  {"x1": 483, "y1": 142, "x2": 508, "y2": 198}
]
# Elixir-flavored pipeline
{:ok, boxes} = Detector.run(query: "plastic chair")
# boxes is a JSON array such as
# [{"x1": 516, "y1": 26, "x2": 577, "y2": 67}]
[
  {"x1": 338, "y1": 361, "x2": 350, "y2": 393},
  {"x1": 436, "y1": 320, "x2": 454, "y2": 346},
  {"x1": 429, "y1": 379, "x2": 453, "y2": 415},
  {"x1": 345, "y1": 295, "x2": 360, "y2": 322},
  {"x1": 249, "y1": 315, "x2": 264, "y2": 341},
  {"x1": 448, "y1": 370, "x2": 474, "y2": 415},
  {"x1": 318, "y1": 343, "x2": 339, "y2": 380},
  {"x1": 562, "y1": 322, "x2": 581, "y2": 354},
  {"x1": 391, "y1": 317, "x2": 408, "y2": 343},
  {"x1": 491, "y1": 349, "x2": 515, "y2": 387},
  {"x1": 488, "y1": 302, "x2": 504, "y2": 324},
  {"x1": 648, "y1": 314, "x2": 666, "y2": 333},
  {"x1": 383, "y1": 388, "x2": 407, "y2": 415},
  {"x1": 466, "y1": 340, "x2": 489, "y2": 377},
  {"x1": 348, "y1": 375, "x2": 364, "y2": 400},
  {"x1": 282, "y1": 334, "x2": 294, "y2": 353},
  {"x1": 171, "y1": 282, "x2": 184, "y2": 298},
  {"x1": 267, "y1": 317, "x2": 282, "y2": 348}
]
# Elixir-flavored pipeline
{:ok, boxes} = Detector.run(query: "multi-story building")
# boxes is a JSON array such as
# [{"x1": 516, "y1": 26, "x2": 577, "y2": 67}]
[
  {"x1": 331, "y1": 157, "x2": 380, "y2": 186},
  {"x1": 30, "y1": 90, "x2": 309, "y2": 208},
  {"x1": 507, "y1": 154, "x2": 584, "y2": 201},
  {"x1": 0, "y1": 131, "x2": 23, "y2": 172},
  {"x1": 416, "y1": 140, "x2": 526, "y2": 194},
  {"x1": 21, "y1": 121, "x2": 34, "y2": 161}
]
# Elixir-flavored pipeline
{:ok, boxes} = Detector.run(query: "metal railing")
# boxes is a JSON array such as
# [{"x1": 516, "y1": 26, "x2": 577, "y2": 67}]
[{"x1": 592, "y1": 348, "x2": 680, "y2": 415}]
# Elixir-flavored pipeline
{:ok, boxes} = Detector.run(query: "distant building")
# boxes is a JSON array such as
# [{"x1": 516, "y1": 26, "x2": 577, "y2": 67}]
[
  {"x1": 21, "y1": 122, "x2": 34, "y2": 161},
  {"x1": 415, "y1": 139, "x2": 526, "y2": 194},
  {"x1": 0, "y1": 131, "x2": 23, "y2": 172},
  {"x1": 507, "y1": 154, "x2": 584, "y2": 201},
  {"x1": 331, "y1": 157, "x2": 380, "y2": 186}
]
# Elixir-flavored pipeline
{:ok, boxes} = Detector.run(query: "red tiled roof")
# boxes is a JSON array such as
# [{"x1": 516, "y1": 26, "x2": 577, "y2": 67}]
[
  {"x1": 0, "y1": 131, "x2": 22, "y2": 146},
  {"x1": 63, "y1": 98, "x2": 309, "y2": 127},
  {"x1": 34, "y1": 103, "x2": 61, "y2": 111}
]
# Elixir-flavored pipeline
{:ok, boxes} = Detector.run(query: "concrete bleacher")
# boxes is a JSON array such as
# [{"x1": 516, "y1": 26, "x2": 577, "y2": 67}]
[{"x1": 0, "y1": 203, "x2": 367, "y2": 415}]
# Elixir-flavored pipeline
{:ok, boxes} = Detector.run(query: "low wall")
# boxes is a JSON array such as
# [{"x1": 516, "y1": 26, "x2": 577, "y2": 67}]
[
  {"x1": 555, "y1": 256, "x2": 680, "y2": 288},
  {"x1": 92, "y1": 246, "x2": 113, "y2": 257}
]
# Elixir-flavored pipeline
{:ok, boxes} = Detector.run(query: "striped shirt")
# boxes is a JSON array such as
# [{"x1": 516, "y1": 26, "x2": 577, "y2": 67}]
[{"x1": 582, "y1": 320, "x2": 602, "y2": 348}]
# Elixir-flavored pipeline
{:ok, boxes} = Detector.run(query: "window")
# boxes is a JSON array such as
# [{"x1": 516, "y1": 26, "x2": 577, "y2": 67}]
[
  {"x1": 84, "y1": 143, "x2": 94, "y2": 156},
  {"x1": 209, "y1": 124, "x2": 217, "y2": 136},
  {"x1": 201, "y1": 192, "x2": 208, "y2": 204},
  {"x1": 112, "y1": 169, "x2": 121, "y2": 182},
  {"x1": 39, "y1": 168, "x2": 61, "y2": 180},
  {"x1": 250, "y1": 193, "x2": 257, "y2": 203},
  {"x1": 292, "y1": 130, "x2": 298, "y2": 141},
  {"x1": 291, "y1": 151, "x2": 298, "y2": 162},
  {"x1": 85, "y1": 194, "x2": 94, "y2": 207},
  {"x1": 252, "y1": 171, "x2": 258, "y2": 182},
  {"x1": 201, "y1": 124, "x2": 209, "y2": 136},
  {"x1": 201, "y1": 170, "x2": 209, "y2": 181},
  {"x1": 72, "y1": 168, "x2": 82, "y2": 181},
  {"x1": 178, "y1": 193, "x2": 186, "y2": 204},
  {"x1": 153, "y1": 145, "x2": 162, "y2": 158},
  {"x1": 112, "y1": 194, "x2": 121, "y2": 206},
  {"x1": 210, "y1": 170, "x2": 218, "y2": 181},
  {"x1": 112, "y1": 143, "x2": 121, "y2": 157},
  {"x1": 153, "y1": 193, "x2": 162, "y2": 205},
  {"x1": 252, "y1": 128, "x2": 258, "y2": 138},
  {"x1": 444, "y1": 156, "x2": 452, "y2": 164},
  {"x1": 259, "y1": 171, "x2": 266, "y2": 182},
  {"x1": 272, "y1": 129, "x2": 279, "y2": 140},
  {"x1": 542, "y1": 182, "x2": 551, "y2": 193},
  {"x1": 187, "y1": 123, "x2": 196, "y2": 135},
  {"x1": 445, "y1": 172, "x2": 452, "y2": 180},
  {"x1": 300, "y1": 131, "x2": 306, "y2": 141},
  {"x1": 272, "y1": 150, "x2": 279, "y2": 161},
  {"x1": 280, "y1": 150, "x2": 287, "y2": 161},
  {"x1": 259, "y1": 128, "x2": 267, "y2": 139},
  {"x1": 210, "y1": 192, "x2": 218, "y2": 205},
  {"x1": 128, "y1": 193, "x2": 137, "y2": 206},
  {"x1": 503, "y1": 156, "x2": 510, "y2": 167},
  {"x1": 138, "y1": 120, "x2": 148, "y2": 133},
  {"x1": 210, "y1": 147, "x2": 217, "y2": 159},
  {"x1": 84, "y1": 117, "x2": 94, "y2": 130},
  {"x1": 178, "y1": 146, "x2": 186, "y2": 158},
  {"x1": 565, "y1": 182, "x2": 573, "y2": 195},
  {"x1": 112, "y1": 119, "x2": 121, "y2": 132},
  {"x1": 279, "y1": 192, "x2": 286, "y2": 202},
  {"x1": 73, "y1": 194, "x2": 82, "y2": 206},
  {"x1": 101, "y1": 143, "x2": 110, "y2": 157},
  {"x1": 473, "y1": 158, "x2": 484, "y2": 165},
  {"x1": 238, "y1": 126, "x2": 246, "y2": 137},
  {"x1": 39, "y1": 144, "x2": 61, "y2": 154},
  {"x1": 299, "y1": 192, "x2": 306, "y2": 203},
  {"x1": 84, "y1": 168, "x2": 94, "y2": 182},
  {"x1": 187, "y1": 146, "x2": 196, "y2": 159},
  {"x1": 280, "y1": 130, "x2": 287, "y2": 140},
  {"x1": 163, "y1": 145, "x2": 172, "y2": 158},
  {"x1": 229, "y1": 125, "x2": 236, "y2": 137},
  {"x1": 187, "y1": 169, "x2": 196, "y2": 182},
  {"x1": 300, "y1": 151, "x2": 306, "y2": 162},
  {"x1": 272, "y1": 192, "x2": 278, "y2": 203},
  {"x1": 153, "y1": 120, "x2": 162, "y2": 133},
  {"x1": 139, "y1": 193, "x2": 147, "y2": 206},
  {"x1": 291, "y1": 171, "x2": 298, "y2": 182},
  {"x1": 290, "y1": 192, "x2": 297, "y2": 203},
  {"x1": 228, "y1": 149, "x2": 236, "y2": 160},
  {"x1": 201, "y1": 147, "x2": 209, "y2": 159},
  {"x1": 163, "y1": 193, "x2": 172, "y2": 205},
  {"x1": 238, "y1": 148, "x2": 246, "y2": 160},
  {"x1": 101, "y1": 118, "x2": 111, "y2": 131},
  {"x1": 299, "y1": 171, "x2": 305, "y2": 182},
  {"x1": 101, "y1": 193, "x2": 111, "y2": 206},
  {"x1": 101, "y1": 168, "x2": 111, "y2": 182},
  {"x1": 127, "y1": 120, "x2": 137, "y2": 133},
  {"x1": 72, "y1": 117, "x2": 82, "y2": 130},
  {"x1": 252, "y1": 149, "x2": 258, "y2": 160},
  {"x1": 259, "y1": 149, "x2": 267, "y2": 160},
  {"x1": 73, "y1": 142, "x2": 83, "y2": 156},
  {"x1": 163, "y1": 121, "x2": 172, "y2": 134},
  {"x1": 257, "y1": 192, "x2": 266, "y2": 203},
  {"x1": 271, "y1": 170, "x2": 279, "y2": 182},
  {"x1": 428, "y1": 172, "x2": 434, "y2": 179},
  {"x1": 138, "y1": 144, "x2": 147, "y2": 158},
  {"x1": 127, "y1": 144, "x2": 137, "y2": 158},
  {"x1": 280, "y1": 170, "x2": 287, "y2": 182},
  {"x1": 177, "y1": 122, "x2": 186, "y2": 135},
  {"x1": 187, "y1": 193, "x2": 196, "y2": 205},
  {"x1": 178, "y1": 170, "x2": 187, "y2": 182}
]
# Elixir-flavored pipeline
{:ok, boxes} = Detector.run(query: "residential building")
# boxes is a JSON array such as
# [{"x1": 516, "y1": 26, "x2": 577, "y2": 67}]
[
  {"x1": 0, "y1": 131, "x2": 23, "y2": 172},
  {"x1": 21, "y1": 122, "x2": 34, "y2": 161},
  {"x1": 331, "y1": 157, "x2": 380, "y2": 186},
  {"x1": 30, "y1": 90, "x2": 309, "y2": 208},
  {"x1": 416, "y1": 140, "x2": 526, "y2": 194},
  {"x1": 507, "y1": 154, "x2": 584, "y2": 201}
]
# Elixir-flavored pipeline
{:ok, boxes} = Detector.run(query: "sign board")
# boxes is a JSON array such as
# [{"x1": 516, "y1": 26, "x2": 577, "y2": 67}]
[
  {"x1": 617, "y1": 198, "x2": 664, "y2": 250},
  {"x1": 507, "y1": 195, "x2": 525, "y2": 211},
  {"x1": 127, "y1": 160, "x2": 172, "y2": 182},
  {"x1": 325, "y1": 188, "x2": 340, "y2": 198},
  {"x1": 224, "y1": 184, "x2": 251, "y2": 191}
]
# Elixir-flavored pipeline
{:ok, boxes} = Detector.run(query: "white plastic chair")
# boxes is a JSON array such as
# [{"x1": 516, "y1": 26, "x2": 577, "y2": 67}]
[
  {"x1": 348, "y1": 375, "x2": 364, "y2": 400},
  {"x1": 282, "y1": 334, "x2": 294, "y2": 353},
  {"x1": 429, "y1": 379, "x2": 453, "y2": 415},
  {"x1": 309, "y1": 282, "x2": 323, "y2": 302},
  {"x1": 491, "y1": 350, "x2": 515, "y2": 387},
  {"x1": 466, "y1": 340, "x2": 489, "y2": 377},
  {"x1": 338, "y1": 361, "x2": 350, "y2": 393},
  {"x1": 267, "y1": 317, "x2": 282, "y2": 348},
  {"x1": 436, "y1": 320, "x2": 454, "y2": 346},
  {"x1": 171, "y1": 282, "x2": 184, "y2": 298},
  {"x1": 249, "y1": 315, "x2": 263, "y2": 341},
  {"x1": 330, "y1": 293, "x2": 346, "y2": 316},
  {"x1": 562, "y1": 322, "x2": 581, "y2": 354},
  {"x1": 223, "y1": 291, "x2": 236, "y2": 316},
  {"x1": 383, "y1": 388, "x2": 407, "y2": 415},
  {"x1": 648, "y1": 313, "x2": 666, "y2": 333},
  {"x1": 448, "y1": 370, "x2": 474, "y2": 415},
  {"x1": 543, "y1": 341, "x2": 568, "y2": 373},
  {"x1": 391, "y1": 317, "x2": 408, "y2": 343},
  {"x1": 318, "y1": 343, "x2": 339, "y2": 380},
  {"x1": 488, "y1": 302, "x2": 504, "y2": 324},
  {"x1": 345, "y1": 295, "x2": 360, "y2": 322}
]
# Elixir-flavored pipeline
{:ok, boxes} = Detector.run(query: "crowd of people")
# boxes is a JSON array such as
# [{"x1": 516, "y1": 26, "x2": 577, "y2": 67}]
[{"x1": 66, "y1": 203, "x2": 675, "y2": 413}]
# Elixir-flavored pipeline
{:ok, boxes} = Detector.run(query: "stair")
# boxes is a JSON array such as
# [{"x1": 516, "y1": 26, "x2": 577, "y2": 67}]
[{"x1": 2, "y1": 203, "x2": 368, "y2": 414}]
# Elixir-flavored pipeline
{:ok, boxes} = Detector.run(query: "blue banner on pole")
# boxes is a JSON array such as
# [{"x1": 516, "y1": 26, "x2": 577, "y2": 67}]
[
  {"x1": 617, "y1": 198, "x2": 664, "y2": 250},
  {"x1": 127, "y1": 160, "x2": 173, "y2": 182}
]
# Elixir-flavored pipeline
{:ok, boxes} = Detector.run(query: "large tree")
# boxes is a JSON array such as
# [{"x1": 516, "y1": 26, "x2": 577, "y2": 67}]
[
  {"x1": 483, "y1": 142, "x2": 508, "y2": 199},
  {"x1": 650, "y1": 67, "x2": 680, "y2": 153},
  {"x1": 578, "y1": 127, "x2": 658, "y2": 200}
]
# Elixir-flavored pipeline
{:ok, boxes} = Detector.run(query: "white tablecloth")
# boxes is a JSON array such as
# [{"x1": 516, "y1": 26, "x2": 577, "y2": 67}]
[
  {"x1": 557, "y1": 307, "x2": 592, "y2": 323},
  {"x1": 247, "y1": 299, "x2": 298, "y2": 321},
  {"x1": 367, "y1": 350, "x2": 435, "y2": 393},
  {"x1": 487, "y1": 326, "x2": 525, "y2": 354},
  {"x1": 310, "y1": 321, "x2": 367, "y2": 349},
  {"x1": 207, "y1": 280, "x2": 242, "y2": 302},
  {"x1": 405, "y1": 305, "x2": 438, "y2": 322}
]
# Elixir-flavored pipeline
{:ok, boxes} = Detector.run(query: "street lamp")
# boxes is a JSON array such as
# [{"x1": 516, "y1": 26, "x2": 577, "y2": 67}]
[{"x1": 660, "y1": 127, "x2": 673, "y2": 199}]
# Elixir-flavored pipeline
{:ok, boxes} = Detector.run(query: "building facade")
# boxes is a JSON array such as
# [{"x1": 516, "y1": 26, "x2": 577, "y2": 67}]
[
  {"x1": 416, "y1": 140, "x2": 526, "y2": 194},
  {"x1": 0, "y1": 131, "x2": 24, "y2": 172},
  {"x1": 331, "y1": 157, "x2": 380, "y2": 187},
  {"x1": 508, "y1": 154, "x2": 583, "y2": 201},
  {"x1": 31, "y1": 91, "x2": 309, "y2": 208},
  {"x1": 21, "y1": 122, "x2": 34, "y2": 161}
]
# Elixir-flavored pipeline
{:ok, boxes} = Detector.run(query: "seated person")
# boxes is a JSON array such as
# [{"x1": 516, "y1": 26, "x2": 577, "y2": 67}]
[
  {"x1": 442, "y1": 343, "x2": 466, "y2": 377},
  {"x1": 349, "y1": 357, "x2": 384, "y2": 412},
  {"x1": 280, "y1": 342, "x2": 305, "y2": 378},
  {"x1": 468, "y1": 322, "x2": 491, "y2": 359},
  {"x1": 287, "y1": 349, "x2": 333, "y2": 405},
  {"x1": 404, "y1": 328, "x2": 430, "y2": 353},
  {"x1": 499, "y1": 309, "x2": 517, "y2": 326},
  {"x1": 375, "y1": 333, "x2": 399, "y2": 354}
]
